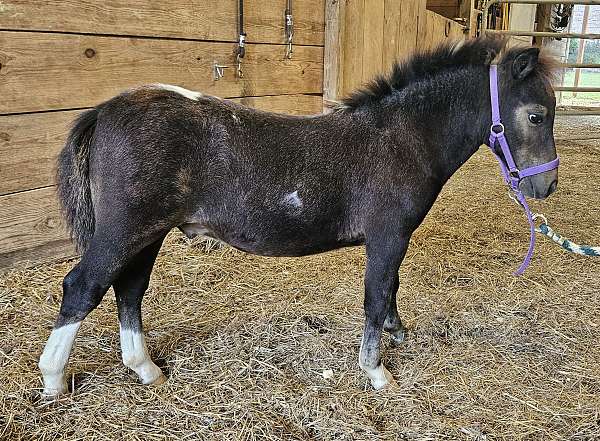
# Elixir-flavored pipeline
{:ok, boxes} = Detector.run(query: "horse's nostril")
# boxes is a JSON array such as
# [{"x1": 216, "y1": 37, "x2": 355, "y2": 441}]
[{"x1": 547, "y1": 179, "x2": 558, "y2": 196}]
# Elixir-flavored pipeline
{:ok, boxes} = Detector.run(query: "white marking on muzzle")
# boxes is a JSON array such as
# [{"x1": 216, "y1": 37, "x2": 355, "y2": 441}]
[
  {"x1": 39, "y1": 321, "x2": 81, "y2": 396},
  {"x1": 154, "y1": 84, "x2": 202, "y2": 101}
]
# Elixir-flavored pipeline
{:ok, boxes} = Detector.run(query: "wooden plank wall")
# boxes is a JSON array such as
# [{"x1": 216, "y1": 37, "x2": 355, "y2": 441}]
[
  {"x1": 323, "y1": 0, "x2": 466, "y2": 103},
  {"x1": 427, "y1": 0, "x2": 460, "y2": 20},
  {"x1": 0, "y1": 0, "x2": 325, "y2": 271}
]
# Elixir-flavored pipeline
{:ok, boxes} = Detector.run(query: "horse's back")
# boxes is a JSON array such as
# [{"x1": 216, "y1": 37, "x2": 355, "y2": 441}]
[{"x1": 87, "y1": 86, "x2": 367, "y2": 255}]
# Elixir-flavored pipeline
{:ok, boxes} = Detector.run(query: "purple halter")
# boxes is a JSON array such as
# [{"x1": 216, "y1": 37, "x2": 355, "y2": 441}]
[{"x1": 487, "y1": 64, "x2": 560, "y2": 275}]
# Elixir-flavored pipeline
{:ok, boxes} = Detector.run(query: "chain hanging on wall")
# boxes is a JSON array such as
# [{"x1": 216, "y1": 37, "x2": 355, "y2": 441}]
[
  {"x1": 236, "y1": 0, "x2": 246, "y2": 78},
  {"x1": 285, "y1": 0, "x2": 294, "y2": 59}
]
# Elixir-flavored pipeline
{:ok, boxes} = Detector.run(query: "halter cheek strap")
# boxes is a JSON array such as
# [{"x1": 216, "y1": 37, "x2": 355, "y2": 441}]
[{"x1": 487, "y1": 64, "x2": 560, "y2": 275}]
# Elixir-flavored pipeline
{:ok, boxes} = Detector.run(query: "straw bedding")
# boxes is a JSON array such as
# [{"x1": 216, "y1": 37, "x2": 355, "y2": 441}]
[{"x1": 1, "y1": 117, "x2": 599, "y2": 440}]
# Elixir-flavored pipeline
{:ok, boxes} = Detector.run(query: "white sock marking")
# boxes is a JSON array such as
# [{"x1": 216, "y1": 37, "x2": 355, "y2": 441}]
[
  {"x1": 359, "y1": 333, "x2": 396, "y2": 390},
  {"x1": 119, "y1": 327, "x2": 164, "y2": 385},
  {"x1": 154, "y1": 84, "x2": 202, "y2": 101},
  {"x1": 39, "y1": 321, "x2": 81, "y2": 396}
]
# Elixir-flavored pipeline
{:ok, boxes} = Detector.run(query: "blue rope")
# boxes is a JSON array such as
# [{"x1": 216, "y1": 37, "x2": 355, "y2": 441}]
[{"x1": 536, "y1": 222, "x2": 600, "y2": 257}]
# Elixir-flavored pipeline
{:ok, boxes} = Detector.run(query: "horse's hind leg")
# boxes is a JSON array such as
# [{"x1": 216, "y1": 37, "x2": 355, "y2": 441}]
[
  {"x1": 113, "y1": 236, "x2": 166, "y2": 386},
  {"x1": 38, "y1": 245, "x2": 113, "y2": 396},
  {"x1": 39, "y1": 229, "x2": 167, "y2": 397},
  {"x1": 384, "y1": 273, "x2": 407, "y2": 346}
]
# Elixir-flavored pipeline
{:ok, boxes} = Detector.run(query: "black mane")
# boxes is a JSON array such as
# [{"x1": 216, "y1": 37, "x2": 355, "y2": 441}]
[{"x1": 338, "y1": 38, "x2": 517, "y2": 111}]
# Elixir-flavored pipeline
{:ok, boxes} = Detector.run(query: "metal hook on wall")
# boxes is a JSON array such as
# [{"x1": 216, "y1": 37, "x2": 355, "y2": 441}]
[
  {"x1": 236, "y1": 0, "x2": 246, "y2": 78},
  {"x1": 285, "y1": 0, "x2": 293, "y2": 59},
  {"x1": 213, "y1": 61, "x2": 229, "y2": 81},
  {"x1": 236, "y1": 33, "x2": 246, "y2": 78}
]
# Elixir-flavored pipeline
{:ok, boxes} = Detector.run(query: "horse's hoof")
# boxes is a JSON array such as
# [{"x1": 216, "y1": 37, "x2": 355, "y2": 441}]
[
  {"x1": 40, "y1": 377, "x2": 69, "y2": 399},
  {"x1": 380, "y1": 377, "x2": 399, "y2": 390},
  {"x1": 148, "y1": 372, "x2": 167, "y2": 386},
  {"x1": 370, "y1": 364, "x2": 398, "y2": 390},
  {"x1": 40, "y1": 386, "x2": 68, "y2": 400},
  {"x1": 389, "y1": 327, "x2": 407, "y2": 346}
]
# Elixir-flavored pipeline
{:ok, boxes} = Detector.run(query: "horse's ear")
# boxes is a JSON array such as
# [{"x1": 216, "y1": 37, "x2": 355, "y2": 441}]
[{"x1": 512, "y1": 47, "x2": 540, "y2": 80}]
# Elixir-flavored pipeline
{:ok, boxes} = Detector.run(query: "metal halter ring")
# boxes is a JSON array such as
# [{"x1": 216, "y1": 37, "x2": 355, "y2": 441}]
[
  {"x1": 490, "y1": 122, "x2": 505, "y2": 135},
  {"x1": 532, "y1": 213, "x2": 548, "y2": 226}
]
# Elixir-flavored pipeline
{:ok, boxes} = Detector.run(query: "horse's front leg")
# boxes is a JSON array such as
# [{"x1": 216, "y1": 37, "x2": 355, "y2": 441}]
[{"x1": 359, "y1": 234, "x2": 409, "y2": 390}]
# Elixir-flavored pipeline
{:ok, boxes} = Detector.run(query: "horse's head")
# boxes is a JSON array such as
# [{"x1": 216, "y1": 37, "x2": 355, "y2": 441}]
[{"x1": 496, "y1": 47, "x2": 558, "y2": 200}]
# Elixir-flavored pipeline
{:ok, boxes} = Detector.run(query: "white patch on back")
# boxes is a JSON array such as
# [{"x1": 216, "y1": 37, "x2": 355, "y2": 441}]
[
  {"x1": 283, "y1": 190, "x2": 303, "y2": 209},
  {"x1": 154, "y1": 84, "x2": 202, "y2": 101},
  {"x1": 39, "y1": 321, "x2": 82, "y2": 396}
]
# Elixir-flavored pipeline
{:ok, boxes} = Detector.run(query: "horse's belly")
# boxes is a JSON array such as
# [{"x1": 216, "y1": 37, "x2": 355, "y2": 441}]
[{"x1": 179, "y1": 220, "x2": 361, "y2": 257}]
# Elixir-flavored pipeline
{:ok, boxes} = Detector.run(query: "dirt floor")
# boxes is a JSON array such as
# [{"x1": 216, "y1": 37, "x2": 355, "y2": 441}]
[{"x1": 1, "y1": 117, "x2": 599, "y2": 440}]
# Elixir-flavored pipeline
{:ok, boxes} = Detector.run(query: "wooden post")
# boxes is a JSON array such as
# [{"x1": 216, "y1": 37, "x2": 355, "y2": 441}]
[
  {"x1": 459, "y1": 0, "x2": 478, "y2": 37},
  {"x1": 323, "y1": 0, "x2": 346, "y2": 110},
  {"x1": 573, "y1": 5, "x2": 590, "y2": 98}
]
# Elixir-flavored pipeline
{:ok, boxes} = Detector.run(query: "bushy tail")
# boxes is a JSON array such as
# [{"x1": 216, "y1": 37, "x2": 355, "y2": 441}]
[{"x1": 57, "y1": 108, "x2": 98, "y2": 252}]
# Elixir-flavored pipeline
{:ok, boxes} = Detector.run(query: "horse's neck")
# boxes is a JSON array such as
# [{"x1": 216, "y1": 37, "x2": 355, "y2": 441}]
[{"x1": 402, "y1": 69, "x2": 490, "y2": 183}]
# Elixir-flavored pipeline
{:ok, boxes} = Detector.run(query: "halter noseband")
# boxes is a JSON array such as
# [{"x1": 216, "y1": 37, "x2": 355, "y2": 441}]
[{"x1": 487, "y1": 64, "x2": 560, "y2": 275}]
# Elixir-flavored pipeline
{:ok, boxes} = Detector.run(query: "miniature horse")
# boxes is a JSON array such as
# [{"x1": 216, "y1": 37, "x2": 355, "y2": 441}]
[{"x1": 39, "y1": 38, "x2": 558, "y2": 396}]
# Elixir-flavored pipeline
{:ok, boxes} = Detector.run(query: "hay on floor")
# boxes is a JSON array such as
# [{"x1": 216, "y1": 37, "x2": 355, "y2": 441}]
[{"x1": 1, "y1": 118, "x2": 600, "y2": 440}]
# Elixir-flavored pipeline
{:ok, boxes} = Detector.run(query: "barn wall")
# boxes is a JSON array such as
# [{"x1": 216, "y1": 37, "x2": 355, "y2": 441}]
[
  {"x1": 323, "y1": 0, "x2": 466, "y2": 104},
  {"x1": 0, "y1": 0, "x2": 325, "y2": 270}
]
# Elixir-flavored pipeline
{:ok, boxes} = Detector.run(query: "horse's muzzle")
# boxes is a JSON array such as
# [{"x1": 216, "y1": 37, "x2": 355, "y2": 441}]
[{"x1": 521, "y1": 173, "x2": 558, "y2": 200}]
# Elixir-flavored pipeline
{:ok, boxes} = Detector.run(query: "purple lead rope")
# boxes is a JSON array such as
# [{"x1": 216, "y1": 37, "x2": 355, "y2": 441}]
[{"x1": 487, "y1": 65, "x2": 560, "y2": 275}]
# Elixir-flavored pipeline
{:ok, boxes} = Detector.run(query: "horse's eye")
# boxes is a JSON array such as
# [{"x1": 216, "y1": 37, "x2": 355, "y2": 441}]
[{"x1": 528, "y1": 113, "x2": 544, "y2": 124}]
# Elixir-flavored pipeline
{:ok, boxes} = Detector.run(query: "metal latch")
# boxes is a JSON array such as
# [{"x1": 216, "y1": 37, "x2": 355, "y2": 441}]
[{"x1": 213, "y1": 61, "x2": 229, "y2": 81}]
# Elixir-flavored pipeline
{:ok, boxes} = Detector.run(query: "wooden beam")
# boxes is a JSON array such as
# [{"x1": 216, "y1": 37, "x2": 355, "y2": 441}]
[
  {"x1": 0, "y1": 187, "x2": 76, "y2": 271},
  {"x1": 383, "y1": 0, "x2": 402, "y2": 72},
  {"x1": 0, "y1": 110, "x2": 78, "y2": 196},
  {"x1": 0, "y1": 0, "x2": 325, "y2": 46},
  {"x1": 418, "y1": 10, "x2": 466, "y2": 51},
  {"x1": 342, "y1": 0, "x2": 365, "y2": 95},
  {"x1": 426, "y1": 0, "x2": 459, "y2": 6},
  {"x1": 573, "y1": 6, "x2": 591, "y2": 98},
  {"x1": 361, "y1": 0, "x2": 385, "y2": 83},
  {"x1": 397, "y1": 0, "x2": 421, "y2": 61},
  {"x1": 323, "y1": 0, "x2": 346, "y2": 107},
  {"x1": 427, "y1": 5, "x2": 460, "y2": 19},
  {"x1": 231, "y1": 94, "x2": 323, "y2": 114},
  {"x1": 0, "y1": 32, "x2": 324, "y2": 114},
  {"x1": 0, "y1": 95, "x2": 323, "y2": 197}
]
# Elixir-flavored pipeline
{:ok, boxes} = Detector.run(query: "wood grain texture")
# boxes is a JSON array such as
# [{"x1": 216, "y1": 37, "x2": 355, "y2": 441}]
[
  {"x1": 361, "y1": 0, "x2": 385, "y2": 83},
  {"x1": 0, "y1": 95, "x2": 323, "y2": 196},
  {"x1": 0, "y1": 32, "x2": 324, "y2": 114},
  {"x1": 383, "y1": 0, "x2": 399, "y2": 72},
  {"x1": 382, "y1": 0, "x2": 420, "y2": 69},
  {"x1": 0, "y1": 110, "x2": 78, "y2": 196},
  {"x1": 231, "y1": 94, "x2": 323, "y2": 114},
  {"x1": 426, "y1": 0, "x2": 459, "y2": 6},
  {"x1": 0, "y1": 0, "x2": 325, "y2": 46},
  {"x1": 396, "y1": 0, "x2": 421, "y2": 62},
  {"x1": 418, "y1": 9, "x2": 465, "y2": 51},
  {"x1": 323, "y1": 0, "x2": 345, "y2": 106},
  {"x1": 341, "y1": 0, "x2": 365, "y2": 95},
  {"x1": 427, "y1": 5, "x2": 460, "y2": 19},
  {"x1": 0, "y1": 187, "x2": 76, "y2": 271}
]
